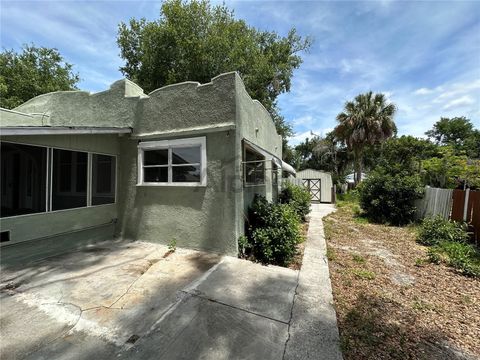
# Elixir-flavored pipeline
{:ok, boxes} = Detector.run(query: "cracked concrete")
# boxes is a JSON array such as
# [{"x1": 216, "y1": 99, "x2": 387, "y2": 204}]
[{"x1": 1, "y1": 223, "x2": 342, "y2": 360}]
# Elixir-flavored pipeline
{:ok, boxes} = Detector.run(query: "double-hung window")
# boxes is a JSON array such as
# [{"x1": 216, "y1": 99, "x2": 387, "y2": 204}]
[{"x1": 138, "y1": 137, "x2": 207, "y2": 186}]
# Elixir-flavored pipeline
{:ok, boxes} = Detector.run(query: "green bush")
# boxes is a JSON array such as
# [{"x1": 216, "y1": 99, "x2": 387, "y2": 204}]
[
  {"x1": 358, "y1": 168, "x2": 424, "y2": 225},
  {"x1": 279, "y1": 181, "x2": 311, "y2": 221},
  {"x1": 246, "y1": 194, "x2": 302, "y2": 266},
  {"x1": 417, "y1": 215, "x2": 469, "y2": 246},
  {"x1": 419, "y1": 216, "x2": 479, "y2": 277},
  {"x1": 428, "y1": 241, "x2": 480, "y2": 277}
]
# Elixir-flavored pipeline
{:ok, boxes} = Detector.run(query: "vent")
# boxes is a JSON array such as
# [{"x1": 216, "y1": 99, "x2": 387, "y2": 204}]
[{"x1": 0, "y1": 231, "x2": 10, "y2": 243}]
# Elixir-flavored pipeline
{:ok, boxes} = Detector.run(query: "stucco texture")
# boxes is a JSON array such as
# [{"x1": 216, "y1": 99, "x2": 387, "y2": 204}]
[
  {"x1": 117, "y1": 131, "x2": 238, "y2": 255},
  {"x1": 0, "y1": 72, "x2": 283, "y2": 258}
]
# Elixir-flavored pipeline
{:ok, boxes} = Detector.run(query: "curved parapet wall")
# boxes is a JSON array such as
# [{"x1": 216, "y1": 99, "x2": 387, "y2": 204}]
[
  {"x1": 235, "y1": 73, "x2": 282, "y2": 159},
  {"x1": 133, "y1": 72, "x2": 237, "y2": 137},
  {"x1": 13, "y1": 79, "x2": 146, "y2": 128}
]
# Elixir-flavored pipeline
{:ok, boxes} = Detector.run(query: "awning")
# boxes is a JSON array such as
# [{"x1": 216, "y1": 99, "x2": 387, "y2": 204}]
[
  {"x1": 243, "y1": 138, "x2": 296, "y2": 175},
  {"x1": 281, "y1": 161, "x2": 296, "y2": 176}
]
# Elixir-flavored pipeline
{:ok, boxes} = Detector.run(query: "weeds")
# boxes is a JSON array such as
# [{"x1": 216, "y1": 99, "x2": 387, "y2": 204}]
[{"x1": 351, "y1": 268, "x2": 376, "y2": 280}]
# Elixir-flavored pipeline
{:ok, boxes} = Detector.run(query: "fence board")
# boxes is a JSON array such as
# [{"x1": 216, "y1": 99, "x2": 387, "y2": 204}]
[
  {"x1": 451, "y1": 189, "x2": 466, "y2": 222},
  {"x1": 415, "y1": 187, "x2": 453, "y2": 220},
  {"x1": 466, "y1": 191, "x2": 480, "y2": 242}
]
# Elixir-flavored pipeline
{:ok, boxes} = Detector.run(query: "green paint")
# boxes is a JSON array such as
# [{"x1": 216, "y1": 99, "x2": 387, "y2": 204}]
[{"x1": 0, "y1": 72, "x2": 284, "y2": 259}]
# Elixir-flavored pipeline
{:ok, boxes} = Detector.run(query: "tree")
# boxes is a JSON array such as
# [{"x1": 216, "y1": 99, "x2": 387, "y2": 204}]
[
  {"x1": 422, "y1": 146, "x2": 480, "y2": 189},
  {"x1": 378, "y1": 136, "x2": 439, "y2": 174},
  {"x1": 0, "y1": 45, "x2": 79, "y2": 109},
  {"x1": 425, "y1": 117, "x2": 480, "y2": 158},
  {"x1": 117, "y1": 0, "x2": 311, "y2": 152},
  {"x1": 334, "y1": 91, "x2": 397, "y2": 184},
  {"x1": 426, "y1": 117, "x2": 473, "y2": 146}
]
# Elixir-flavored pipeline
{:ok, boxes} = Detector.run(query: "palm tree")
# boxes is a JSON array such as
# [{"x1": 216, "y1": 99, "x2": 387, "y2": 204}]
[{"x1": 334, "y1": 91, "x2": 397, "y2": 184}]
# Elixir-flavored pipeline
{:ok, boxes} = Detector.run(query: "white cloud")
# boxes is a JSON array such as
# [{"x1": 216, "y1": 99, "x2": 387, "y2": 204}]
[
  {"x1": 442, "y1": 95, "x2": 476, "y2": 110},
  {"x1": 414, "y1": 88, "x2": 435, "y2": 95},
  {"x1": 288, "y1": 128, "x2": 334, "y2": 146}
]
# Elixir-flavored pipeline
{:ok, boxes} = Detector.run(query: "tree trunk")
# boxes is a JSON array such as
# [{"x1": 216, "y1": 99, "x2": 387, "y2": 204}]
[{"x1": 354, "y1": 149, "x2": 363, "y2": 186}]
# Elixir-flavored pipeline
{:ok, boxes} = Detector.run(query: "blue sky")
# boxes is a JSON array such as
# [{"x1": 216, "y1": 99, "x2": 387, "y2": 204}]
[{"x1": 1, "y1": 0, "x2": 479, "y2": 145}]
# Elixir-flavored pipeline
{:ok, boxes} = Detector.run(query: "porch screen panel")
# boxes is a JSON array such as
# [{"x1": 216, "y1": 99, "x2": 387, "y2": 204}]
[
  {"x1": 92, "y1": 154, "x2": 116, "y2": 205},
  {"x1": 1, "y1": 142, "x2": 47, "y2": 217},
  {"x1": 244, "y1": 148, "x2": 265, "y2": 185},
  {"x1": 52, "y1": 149, "x2": 88, "y2": 210}
]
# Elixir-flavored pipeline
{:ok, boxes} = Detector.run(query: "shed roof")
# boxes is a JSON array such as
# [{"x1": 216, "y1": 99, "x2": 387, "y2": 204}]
[{"x1": 296, "y1": 168, "x2": 332, "y2": 179}]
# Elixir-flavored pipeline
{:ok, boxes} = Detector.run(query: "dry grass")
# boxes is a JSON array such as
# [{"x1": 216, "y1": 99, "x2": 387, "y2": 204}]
[{"x1": 324, "y1": 202, "x2": 480, "y2": 360}]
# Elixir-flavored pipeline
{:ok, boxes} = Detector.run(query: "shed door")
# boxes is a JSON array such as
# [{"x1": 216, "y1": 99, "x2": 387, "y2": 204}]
[{"x1": 302, "y1": 179, "x2": 321, "y2": 202}]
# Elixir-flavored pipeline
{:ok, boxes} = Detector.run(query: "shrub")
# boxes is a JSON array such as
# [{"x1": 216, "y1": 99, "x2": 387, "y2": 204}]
[
  {"x1": 417, "y1": 215, "x2": 469, "y2": 246},
  {"x1": 279, "y1": 181, "x2": 311, "y2": 221},
  {"x1": 358, "y1": 168, "x2": 424, "y2": 225},
  {"x1": 428, "y1": 241, "x2": 480, "y2": 277},
  {"x1": 246, "y1": 194, "x2": 302, "y2": 266}
]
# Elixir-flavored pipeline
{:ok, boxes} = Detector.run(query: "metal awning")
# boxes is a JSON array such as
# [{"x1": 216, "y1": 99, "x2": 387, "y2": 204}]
[
  {"x1": 243, "y1": 138, "x2": 296, "y2": 175},
  {"x1": 281, "y1": 161, "x2": 296, "y2": 176}
]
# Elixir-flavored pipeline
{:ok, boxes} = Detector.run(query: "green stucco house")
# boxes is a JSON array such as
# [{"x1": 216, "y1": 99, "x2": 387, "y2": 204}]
[{"x1": 0, "y1": 72, "x2": 296, "y2": 262}]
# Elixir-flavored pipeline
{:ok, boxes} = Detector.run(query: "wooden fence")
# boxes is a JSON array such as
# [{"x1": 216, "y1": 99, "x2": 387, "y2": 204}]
[
  {"x1": 416, "y1": 187, "x2": 480, "y2": 242},
  {"x1": 415, "y1": 187, "x2": 453, "y2": 220}
]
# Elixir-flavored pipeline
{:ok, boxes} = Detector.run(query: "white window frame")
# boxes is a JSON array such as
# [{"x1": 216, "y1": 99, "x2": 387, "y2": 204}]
[
  {"x1": 243, "y1": 146, "x2": 266, "y2": 187},
  {"x1": 137, "y1": 137, "x2": 207, "y2": 187}
]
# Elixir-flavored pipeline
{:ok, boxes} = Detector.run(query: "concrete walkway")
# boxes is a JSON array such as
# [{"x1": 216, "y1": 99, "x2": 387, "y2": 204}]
[
  {"x1": 285, "y1": 203, "x2": 343, "y2": 360},
  {"x1": 0, "y1": 204, "x2": 342, "y2": 360}
]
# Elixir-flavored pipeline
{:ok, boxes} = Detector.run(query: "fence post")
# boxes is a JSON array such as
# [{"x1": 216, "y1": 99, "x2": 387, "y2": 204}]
[{"x1": 463, "y1": 188, "x2": 470, "y2": 222}]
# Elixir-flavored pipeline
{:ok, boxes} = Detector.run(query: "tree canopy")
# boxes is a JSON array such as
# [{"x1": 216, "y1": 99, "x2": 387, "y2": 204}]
[
  {"x1": 425, "y1": 117, "x2": 479, "y2": 158},
  {"x1": 0, "y1": 45, "x2": 79, "y2": 109},
  {"x1": 117, "y1": 0, "x2": 310, "y2": 144},
  {"x1": 334, "y1": 91, "x2": 397, "y2": 183}
]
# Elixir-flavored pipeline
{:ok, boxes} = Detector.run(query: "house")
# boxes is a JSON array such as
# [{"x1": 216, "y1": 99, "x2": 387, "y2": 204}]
[
  {"x1": 295, "y1": 169, "x2": 333, "y2": 203},
  {"x1": 0, "y1": 72, "x2": 296, "y2": 261}
]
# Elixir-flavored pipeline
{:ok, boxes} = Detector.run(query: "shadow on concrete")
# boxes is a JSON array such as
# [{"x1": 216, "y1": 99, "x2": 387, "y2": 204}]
[{"x1": 0, "y1": 241, "x2": 301, "y2": 360}]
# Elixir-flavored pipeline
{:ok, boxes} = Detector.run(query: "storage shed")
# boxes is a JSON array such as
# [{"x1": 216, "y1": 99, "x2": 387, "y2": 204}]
[{"x1": 295, "y1": 169, "x2": 333, "y2": 203}]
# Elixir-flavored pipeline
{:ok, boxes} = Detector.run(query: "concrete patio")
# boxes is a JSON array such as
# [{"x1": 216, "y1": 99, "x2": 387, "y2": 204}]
[{"x1": 0, "y1": 205, "x2": 342, "y2": 360}]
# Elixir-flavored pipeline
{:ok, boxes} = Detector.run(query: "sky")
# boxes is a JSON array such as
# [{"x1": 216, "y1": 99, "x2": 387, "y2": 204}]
[{"x1": 1, "y1": 0, "x2": 479, "y2": 146}]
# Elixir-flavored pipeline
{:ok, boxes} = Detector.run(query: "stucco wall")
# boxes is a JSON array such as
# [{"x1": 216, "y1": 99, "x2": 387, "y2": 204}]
[
  {"x1": 0, "y1": 109, "x2": 46, "y2": 127},
  {"x1": 12, "y1": 80, "x2": 145, "y2": 128},
  {"x1": 0, "y1": 134, "x2": 121, "y2": 248},
  {"x1": 1, "y1": 72, "x2": 283, "y2": 257},
  {"x1": 133, "y1": 73, "x2": 237, "y2": 137},
  {"x1": 117, "y1": 131, "x2": 239, "y2": 255},
  {"x1": 234, "y1": 73, "x2": 283, "y2": 225}
]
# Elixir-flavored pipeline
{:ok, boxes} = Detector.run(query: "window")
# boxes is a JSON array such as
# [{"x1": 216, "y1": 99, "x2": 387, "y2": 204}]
[
  {"x1": 52, "y1": 149, "x2": 88, "y2": 210},
  {"x1": 272, "y1": 162, "x2": 279, "y2": 186},
  {"x1": 1, "y1": 142, "x2": 47, "y2": 217},
  {"x1": 244, "y1": 147, "x2": 265, "y2": 185},
  {"x1": 138, "y1": 137, "x2": 206, "y2": 186},
  {"x1": 92, "y1": 154, "x2": 116, "y2": 205},
  {"x1": 0, "y1": 141, "x2": 117, "y2": 218}
]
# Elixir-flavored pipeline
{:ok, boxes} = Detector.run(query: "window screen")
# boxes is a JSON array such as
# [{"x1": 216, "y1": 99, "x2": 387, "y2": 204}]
[
  {"x1": 92, "y1": 154, "x2": 116, "y2": 205},
  {"x1": 244, "y1": 148, "x2": 265, "y2": 185},
  {"x1": 0, "y1": 142, "x2": 47, "y2": 217},
  {"x1": 52, "y1": 149, "x2": 88, "y2": 210}
]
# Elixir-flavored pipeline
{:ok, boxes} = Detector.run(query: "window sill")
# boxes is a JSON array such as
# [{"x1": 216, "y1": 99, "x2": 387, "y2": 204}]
[
  {"x1": 244, "y1": 183, "x2": 266, "y2": 188},
  {"x1": 136, "y1": 182, "x2": 207, "y2": 187}
]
